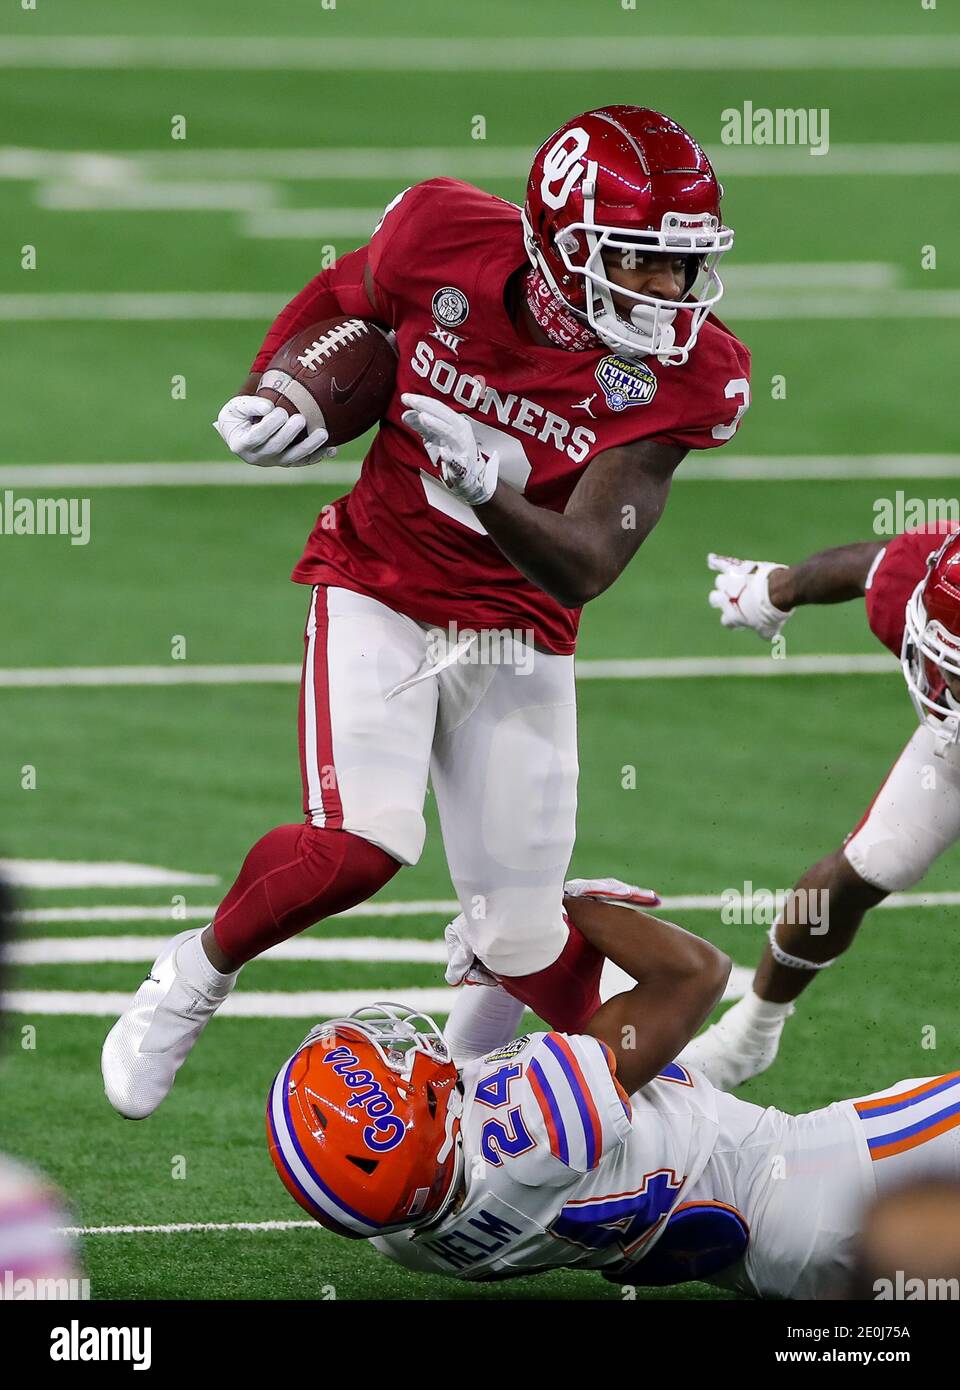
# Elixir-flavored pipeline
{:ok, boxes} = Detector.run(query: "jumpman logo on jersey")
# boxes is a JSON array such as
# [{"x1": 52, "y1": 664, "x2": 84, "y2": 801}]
[{"x1": 572, "y1": 394, "x2": 597, "y2": 418}]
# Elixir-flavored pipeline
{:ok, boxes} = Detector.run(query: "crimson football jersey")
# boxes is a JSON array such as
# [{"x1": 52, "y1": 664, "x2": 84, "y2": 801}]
[
  {"x1": 865, "y1": 524, "x2": 960, "y2": 656},
  {"x1": 288, "y1": 179, "x2": 751, "y2": 653}
]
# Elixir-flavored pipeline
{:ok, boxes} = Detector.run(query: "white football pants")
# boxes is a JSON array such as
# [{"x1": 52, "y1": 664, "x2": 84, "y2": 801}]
[{"x1": 298, "y1": 585, "x2": 578, "y2": 976}]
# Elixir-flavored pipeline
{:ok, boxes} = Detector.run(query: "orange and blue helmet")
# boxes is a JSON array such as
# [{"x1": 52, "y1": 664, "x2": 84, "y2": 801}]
[{"x1": 266, "y1": 1003, "x2": 463, "y2": 1238}]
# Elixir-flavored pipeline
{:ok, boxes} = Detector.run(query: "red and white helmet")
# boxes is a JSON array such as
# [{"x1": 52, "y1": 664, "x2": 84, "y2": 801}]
[
  {"x1": 523, "y1": 105, "x2": 733, "y2": 365},
  {"x1": 902, "y1": 531, "x2": 960, "y2": 739},
  {"x1": 266, "y1": 1004, "x2": 463, "y2": 1238}
]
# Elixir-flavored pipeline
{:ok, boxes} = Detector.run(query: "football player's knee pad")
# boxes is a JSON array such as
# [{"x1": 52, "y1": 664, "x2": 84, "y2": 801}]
[
  {"x1": 462, "y1": 891, "x2": 569, "y2": 978},
  {"x1": 323, "y1": 804, "x2": 426, "y2": 868},
  {"x1": 843, "y1": 819, "x2": 939, "y2": 894}
]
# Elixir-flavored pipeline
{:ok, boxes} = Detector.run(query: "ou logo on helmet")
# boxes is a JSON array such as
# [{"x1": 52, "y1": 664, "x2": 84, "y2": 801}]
[{"x1": 540, "y1": 127, "x2": 591, "y2": 210}]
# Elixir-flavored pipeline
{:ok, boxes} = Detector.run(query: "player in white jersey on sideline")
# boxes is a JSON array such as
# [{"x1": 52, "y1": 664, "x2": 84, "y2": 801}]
[
  {"x1": 0, "y1": 875, "x2": 82, "y2": 1295},
  {"x1": 265, "y1": 882, "x2": 960, "y2": 1297}
]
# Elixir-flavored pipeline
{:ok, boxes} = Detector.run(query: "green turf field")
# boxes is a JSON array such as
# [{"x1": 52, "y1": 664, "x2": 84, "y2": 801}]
[{"x1": 2, "y1": 0, "x2": 960, "y2": 1301}]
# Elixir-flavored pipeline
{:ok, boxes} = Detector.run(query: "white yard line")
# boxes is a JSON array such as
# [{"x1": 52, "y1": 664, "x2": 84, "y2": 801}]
[
  {"x1": 679, "y1": 455, "x2": 960, "y2": 481},
  {"x1": 0, "y1": 664, "x2": 302, "y2": 688},
  {"x1": 3, "y1": 963, "x2": 755, "y2": 1018},
  {"x1": 12, "y1": 890, "x2": 959, "y2": 929},
  {"x1": 713, "y1": 145, "x2": 960, "y2": 176},
  {"x1": 0, "y1": 860, "x2": 218, "y2": 889},
  {"x1": 1, "y1": 986, "x2": 467, "y2": 1017},
  {"x1": 2, "y1": 289, "x2": 958, "y2": 320},
  {"x1": 243, "y1": 207, "x2": 384, "y2": 238},
  {"x1": 6, "y1": 144, "x2": 960, "y2": 184},
  {"x1": 37, "y1": 181, "x2": 278, "y2": 211},
  {"x1": 9, "y1": 935, "x2": 450, "y2": 964},
  {"x1": 1, "y1": 36, "x2": 959, "y2": 70},
  {"x1": 0, "y1": 293, "x2": 284, "y2": 320},
  {"x1": 0, "y1": 654, "x2": 899, "y2": 691},
  {"x1": 725, "y1": 263, "x2": 898, "y2": 290},
  {"x1": 60, "y1": 1220, "x2": 319, "y2": 1236},
  {"x1": 0, "y1": 461, "x2": 365, "y2": 487},
  {"x1": 729, "y1": 290, "x2": 960, "y2": 319},
  {"x1": 2, "y1": 455, "x2": 959, "y2": 488},
  {"x1": 13, "y1": 902, "x2": 460, "y2": 925}
]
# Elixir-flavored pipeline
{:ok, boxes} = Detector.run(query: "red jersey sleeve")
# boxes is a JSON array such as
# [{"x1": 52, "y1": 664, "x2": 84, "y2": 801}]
[
  {"x1": 251, "y1": 180, "x2": 460, "y2": 372},
  {"x1": 647, "y1": 314, "x2": 751, "y2": 452},
  {"x1": 364, "y1": 179, "x2": 471, "y2": 326},
  {"x1": 250, "y1": 245, "x2": 380, "y2": 374},
  {"x1": 865, "y1": 524, "x2": 959, "y2": 655}
]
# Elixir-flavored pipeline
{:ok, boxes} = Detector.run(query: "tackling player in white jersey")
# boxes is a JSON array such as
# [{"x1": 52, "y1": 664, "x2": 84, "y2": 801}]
[{"x1": 265, "y1": 886, "x2": 960, "y2": 1297}]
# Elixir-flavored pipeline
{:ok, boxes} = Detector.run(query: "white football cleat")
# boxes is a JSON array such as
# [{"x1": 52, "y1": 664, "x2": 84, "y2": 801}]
[
  {"x1": 677, "y1": 996, "x2": 793, "y2": 1092},
  {"x1": 101, "y1": 929, "x2": 237, "y2": 1119}
]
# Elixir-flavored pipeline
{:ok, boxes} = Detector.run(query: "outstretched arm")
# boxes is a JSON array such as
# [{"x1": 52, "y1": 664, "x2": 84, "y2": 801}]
[
  {"x1": 708, "y1": 540, "x2": 884, "y2": 641},
  {"x1": 563, "y1": 893, "x2": 730, "y2": 1095},
  {"x1": 767, "y1": 541, "x2": 884, "y2": 609}
]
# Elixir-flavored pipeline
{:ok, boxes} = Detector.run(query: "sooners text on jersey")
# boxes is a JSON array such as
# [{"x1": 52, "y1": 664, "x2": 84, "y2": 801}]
[{"x1": 293, "y1": 180, "x2": 751, "y2": 653}]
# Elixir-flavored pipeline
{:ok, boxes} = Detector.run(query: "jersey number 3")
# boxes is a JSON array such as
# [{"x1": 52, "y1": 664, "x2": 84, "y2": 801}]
[
  {"x1": 711, "y1": 377, "x2": 750, "y2": 441},
  {"x1": 420, "y1": 419, "x2": 532, "y2": 536}
]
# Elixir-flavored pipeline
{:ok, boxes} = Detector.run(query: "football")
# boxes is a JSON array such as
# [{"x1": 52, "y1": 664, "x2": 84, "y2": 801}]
[{"x1": 257, "y1": 316, "x2": 397, "y2": 447}]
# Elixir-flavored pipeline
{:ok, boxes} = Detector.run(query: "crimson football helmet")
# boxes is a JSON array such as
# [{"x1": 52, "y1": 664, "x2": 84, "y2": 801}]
[
  {"x1": 266, "y1": 1003, "x2": 463, "y2": 1238},
  {"x1": 523, "y1": 105, "x2": 733, "y2": 365},
  {"x1": 902, "y1": 531, "x2": 960, "y2": 739}
]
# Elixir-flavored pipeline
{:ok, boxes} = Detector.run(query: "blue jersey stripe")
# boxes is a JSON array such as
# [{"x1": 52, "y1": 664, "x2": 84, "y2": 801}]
[
  {"x1": 864, "y1": 1096, "x2": 960, "y2": 1152},
  {"x1": 528, "y1": 1056, "x2": 569, "y2": 1165},
  {"x1": 544, "y1": 1034, "x2": 598, "y2": 1170},
  {"x1": 858, "y1": 1072, "x2": 960, "y2": 1119}
]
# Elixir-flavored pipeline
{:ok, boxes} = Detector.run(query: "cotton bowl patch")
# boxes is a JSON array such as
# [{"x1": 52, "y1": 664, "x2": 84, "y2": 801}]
[{"x1": 595, "y1": 355, "x2": 658, "y2": 411}]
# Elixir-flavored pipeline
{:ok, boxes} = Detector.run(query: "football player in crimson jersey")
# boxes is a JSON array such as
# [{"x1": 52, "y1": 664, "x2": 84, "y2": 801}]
[
  {"x1": 267, "y1": 886, "x2": 960, "y2": 1299},
  {"x1": 102, "y1": 106, "x2": 750, "y2": 1119},
  {"x1": 679, "y1": 526, "x2": 960, "y2": 1090}
]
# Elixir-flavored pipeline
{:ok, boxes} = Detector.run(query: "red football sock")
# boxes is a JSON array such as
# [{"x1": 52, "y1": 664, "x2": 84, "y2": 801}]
[
  {"x1": 212, "y1": 823, "x2": 400, "y2": 965},
  {"x1": 495, "y1": 919, "x2": 604, "y2": 1034}
]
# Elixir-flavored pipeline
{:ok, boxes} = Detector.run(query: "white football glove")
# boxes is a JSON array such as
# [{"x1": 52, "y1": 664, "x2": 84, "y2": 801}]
[
  {"x1": 563, "y1": 877, "x2": 661, "y2": 911},
  {"x1": 707, "y1": 552, "x2": 794, "y2": 641},
  {"x1": 444, "y1": 914, "x2": 498, "y2": 988},
  {"x1": 400, "y1": 392, "x2": 499, "y2": 506},
  {"x1": 213, "y1": 394, "x2": 336, "y2": 468}
]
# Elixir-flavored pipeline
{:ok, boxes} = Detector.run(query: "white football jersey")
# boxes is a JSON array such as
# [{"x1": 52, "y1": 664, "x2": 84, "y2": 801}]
[
  {"x1": 373, "y1": 1031, "x2": 720, "y2": 1280},
  {"x1": 0, "y1": 1153, "x2": 78, "y2": 1285}
]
